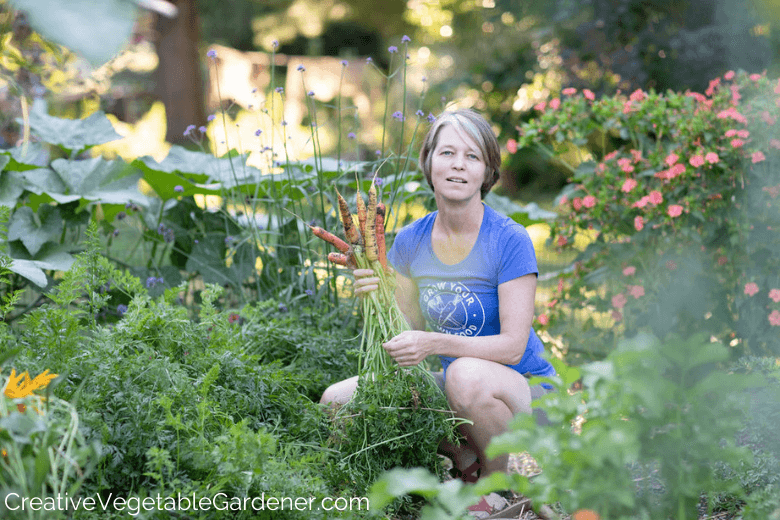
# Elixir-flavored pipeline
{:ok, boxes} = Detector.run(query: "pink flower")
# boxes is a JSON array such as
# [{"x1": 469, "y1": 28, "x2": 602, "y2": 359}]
[
  {"x1": 725, "y1": 129, "x2": 737, "y2": 137},
  {"x1": 731, "y1": 139, "x2": 744, "y2": 148},
  {"x1": 769, "y1": 310, "x2": 780, "y2": 327},
  {"x1": 771, "y1": 139, "x2": 780, "y2": 150},
  {"x1": 761, "y1": 111, "x2": 776, "y2": 126},
  {"x1": 506, "y1": 139, "x2": 518, "y2": 154},
  {"x1": 557, "y1": 235, "x2": 568, "y2": 247},
  {"x1": 583, "y1": 89, "x2": 595, "y2": 101},
  {"x1": 628, "y1": 285, "x2": 645, "y2": 299},
  {"x1": 582, "y1": 195, "x2": 597, "y2": 208},
  {"x1": 612, "y1": 310, "x2": 623, "y2": 322},
  {"x1": 775, "y1": 79, "x2": 780, "y2": 95},
  {"x1": 572, "y1": 197, "x2": 583, "y2": 211},
  {"x1": 549, "y1": 98, "x2": 561, "y2": 110},
  {"x1": 534, "y1": 101, "x2": 547, "y2": 112},
  {"x1": 649, "y1": 190, "x2": 663, "y2": 205},
  {"x1": 622, "y1": 266, "x2": 636, "y2": 276},
  {"x1": 667, "y1": 164, "x2": 685, "y2": 179},
  {"x1": 667, "y1": 204, "x2": 684, "y2": 218},
  {"x1": 752, "y1": 151, "x2": 766, "y2": 163},
  {"x1": 724, "y1": 70, "x2": 735, "y2": 80},
  {"x1": 621, "y1": 178, "x2": 638, "y2": 193},
  {"x1": 737, "y1": 129, "x2": 750, "y2": 138},
  {"x1": 768, "y1": 289, "x2": 780, "y2": 303},
  {"x1": 562, "y1": 87, "x2": 577, "y2": 95},
  {"x1": 689, "y1": 155, "x2": 705, "y2": 167},
  {"x1": 705, "y1": 152, "x2": 720, "y2": 164},
  {"x1": 744, "y1": 282, "x2": 759, "y2": 296},
  {"x1": 537, "y1": 314, "x2": 550, "y2": 326},
  {"x1": 629, "y1": 89, "x2": 645, "y2": 102},
  {"x1": 633, "y1": 196, "x2": 650, "y2": 208},
  {"x1": 634, "y1": 215, "x2": 645, "y2": 231},
  {"x1": 612, "y1": 293, "x2": 628, "y2": 309},
  {"x1": 665, "y1": 153, "x2": 679, "y2": 166},
  {"x1": 604, "y1": 150, "x2": 619, "y2": 161},
  {"x1": 630, "y1": 149, "x2": 643, "y2": 162},
  {"x1": 750, "y1": 73, "x2": 762, "y2": 81},
  {"x1": 717, "y1": 256, "x2": 728, "y2": 266}
]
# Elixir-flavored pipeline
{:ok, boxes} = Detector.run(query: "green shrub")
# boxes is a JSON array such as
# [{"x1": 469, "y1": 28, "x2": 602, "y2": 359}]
[{"x1": 516, "y1": 72, "x2": 780, "y2": 359}]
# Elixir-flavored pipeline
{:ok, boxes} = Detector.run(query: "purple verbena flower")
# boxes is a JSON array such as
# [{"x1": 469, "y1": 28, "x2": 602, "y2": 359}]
[
  {"x1": 402, "y1": 35, "x2": 411, "y2": 43},
  {"x1": 164, "y1": 229, "x2": 175, "y2": 243},
  {"x1": 145, "y1": 276, "x2": 157, "y2": 289},
  {"x1": 275, "y1": 87, "x2": 284, "y2": 93},
  {"x1": 347, "y1": 132, "x2": 356, "y2": 140},
  {"x1": 198, "y1": 126, "x2": 207, "y2": 133},
  {"x1": 272, "y1": 40, "x2": 279, "y2": 48},
  {"x1": 278, "y1": 303, "x2": 288, "y2": 313},
  {"x1": 341, "y1": 60, "x2": 348, "y2": 67},
  {"x1": 297, "y1": 65, "x2": 305, "y2": 72},
  {"x1": 375, "y1": 150, "x2": 382, "y2": 156},
  {"x1": 427, "y1": 113, "x2": 436, "y2": 123},
  {"x1": 416, "y1": 109, "x2": 425, "y2": 117},
  {"x1": 157, "y1": 223, "x2": 165, "y2": 235},
  {"x1": 375, "y1": 178, "x2": 384, "y2": 187},
  {"x1": 392, "y1": 111, "x2": 404, "y2": 121},
  {"x1": 174, "y1": 185, "x2": 184, "y2": 193},
  {"x1": 116, "y1": 211, "x2": 126, "y2": 221},
  {"x1": 308, "y1": 91, "x2": 315, "y2": 97},
  {"x1": 183, "y1": 124, "x2": 196, "y2": 137},
  {"x1": 117, "y1": 304, "x2": 128, "y2": 316},
  {"x1": 305, "y1": 289, "x2": 314, "y2": 296},
  {"x1": 207, "y1": 114, "x2": 216, "y2": 122},
  {"x1": 113, "y1": 229, "x2": 120, "y2": 237},
  {"x1": 207, "y1": 49, "x2": 217, "y2": 59},
  {"x1": 388, "y1": 46, "x2": 398, "y2": 54},
  {"x1": 366, "y1": 57, "x2": 373, "y2": 63},
  {"x1": 255, "y1": 129, "x2": 262, "y2": 136}
]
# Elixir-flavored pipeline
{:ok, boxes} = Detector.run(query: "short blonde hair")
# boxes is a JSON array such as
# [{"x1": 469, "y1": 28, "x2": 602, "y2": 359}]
[{"x1": 419, "y1": 109, "x2": 501, "y2": 199}]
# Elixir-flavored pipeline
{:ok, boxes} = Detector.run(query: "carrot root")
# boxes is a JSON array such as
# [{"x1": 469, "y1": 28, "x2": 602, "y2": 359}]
[
  {"x1": 376, "y1": 202, "x2": 387, "y2": 272},
  {"x1": 309, "y1": 225, "x2": 350, "y2": 253}
]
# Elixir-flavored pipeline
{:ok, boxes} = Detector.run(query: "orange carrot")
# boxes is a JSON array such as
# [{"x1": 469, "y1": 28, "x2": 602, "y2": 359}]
[
  {"x1": 336, "y1": 188, "x2": 361, "y2": 245},
  {"x1": 375, "y1": 202, "x2": 387, "y2": 271},
  {"x1": 309, "y1": 225, "x2": 350, "y2": 253},
  {"x1": 327, "y1": 252, "x2": 356, "y2": 268},
  {"x1": 364, "y1": 182, "x2": 378, "y2": 261}
]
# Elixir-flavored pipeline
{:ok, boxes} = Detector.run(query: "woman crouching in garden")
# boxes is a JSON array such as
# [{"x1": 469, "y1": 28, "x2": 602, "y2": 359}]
[{"x1": 320, "y1": 107, "x2": 556, "y2": 514}]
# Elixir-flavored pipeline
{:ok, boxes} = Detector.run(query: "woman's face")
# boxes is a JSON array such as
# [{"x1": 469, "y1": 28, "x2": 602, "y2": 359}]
[{"x1": 429, "y1": 124, "x2": 487, "y2": 203}]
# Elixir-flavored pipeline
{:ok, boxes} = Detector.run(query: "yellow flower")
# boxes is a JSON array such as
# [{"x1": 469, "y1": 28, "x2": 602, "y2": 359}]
[
  {"x1": 2, "y1": 369, "x2": 58, "y2": 457},
  {"x1": 3, "y1": 369, "x2": 58, "y2": 399}
]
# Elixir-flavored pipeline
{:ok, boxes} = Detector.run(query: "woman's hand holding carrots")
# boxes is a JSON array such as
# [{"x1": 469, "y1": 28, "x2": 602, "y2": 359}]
[{"x1": 353, "y1": 268, "x2": 381, "y2": 296}]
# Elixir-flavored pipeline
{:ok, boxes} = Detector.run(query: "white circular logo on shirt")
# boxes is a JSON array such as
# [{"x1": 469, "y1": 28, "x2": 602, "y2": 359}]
[{"x1": 421, "y1": 281, "x2": 485, "y2": 336}]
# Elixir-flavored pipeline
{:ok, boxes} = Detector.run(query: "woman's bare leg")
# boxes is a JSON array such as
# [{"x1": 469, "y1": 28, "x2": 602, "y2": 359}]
[
  {"x1": 320, "y1": 375, "x2": 359, "y2": 406},
  {"x1": 443, "y1": 357, "x2": 533, "y2": 476}
]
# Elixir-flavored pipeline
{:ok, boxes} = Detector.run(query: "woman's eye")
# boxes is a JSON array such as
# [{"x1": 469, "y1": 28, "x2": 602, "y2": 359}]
[{"x1": 468, "y1": 154, "x2": 479, "y2": 160}]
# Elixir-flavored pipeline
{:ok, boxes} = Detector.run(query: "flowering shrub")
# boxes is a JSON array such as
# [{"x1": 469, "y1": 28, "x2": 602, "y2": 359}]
[{"x1": 518, "y1": 72, "x2": 780, "y2": 357}]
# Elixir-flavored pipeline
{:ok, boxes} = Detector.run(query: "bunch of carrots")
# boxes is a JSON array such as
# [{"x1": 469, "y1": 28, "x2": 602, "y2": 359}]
[{"x1": 308, "y1": 179, "x2": 413, "y2": 379}]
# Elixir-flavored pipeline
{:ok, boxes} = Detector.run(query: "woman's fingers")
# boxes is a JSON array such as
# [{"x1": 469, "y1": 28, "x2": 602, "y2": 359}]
[{"x1": 353, "y1": 268, "x2": 380, "y2": 295}]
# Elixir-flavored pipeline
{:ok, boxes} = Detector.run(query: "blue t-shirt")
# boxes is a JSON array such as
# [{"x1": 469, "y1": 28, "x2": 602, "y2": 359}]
[{"x1": 387, "y1": 203, "x2": 556, "y2": 378}]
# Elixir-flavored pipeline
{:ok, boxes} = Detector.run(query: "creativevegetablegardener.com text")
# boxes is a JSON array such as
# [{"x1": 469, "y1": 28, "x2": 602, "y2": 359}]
[{"x1": 3, "y1": 492, "x2": 370, "y2": 516}]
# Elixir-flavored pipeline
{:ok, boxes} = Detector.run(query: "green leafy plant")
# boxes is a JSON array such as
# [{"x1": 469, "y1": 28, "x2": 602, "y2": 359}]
[
  {"x1": 515, "y1": 72, "x2": 780, "y2": 359},
  {"x1": 371, "y1": 334, "x2": 763, "y2": 520}
]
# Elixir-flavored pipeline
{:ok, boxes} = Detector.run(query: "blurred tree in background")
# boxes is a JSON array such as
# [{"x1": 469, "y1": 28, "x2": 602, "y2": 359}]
[{"x1": 2, "y1": 0, "x2": 777, "y2": 190}]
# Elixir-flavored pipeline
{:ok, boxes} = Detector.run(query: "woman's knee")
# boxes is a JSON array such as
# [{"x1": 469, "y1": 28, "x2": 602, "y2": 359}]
[
  {"x1": 444, "y1": 358, "x2": 492, "y2": 406},
  {"x1": 320, "y1": 375, "x2": 359, "y2": 406}
]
